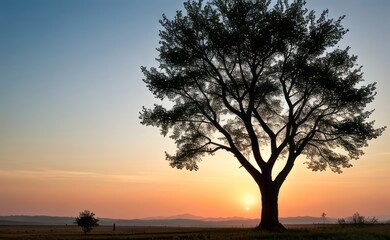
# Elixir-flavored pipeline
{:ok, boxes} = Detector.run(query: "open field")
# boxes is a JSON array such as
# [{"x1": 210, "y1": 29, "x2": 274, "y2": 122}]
[{"x1": 0, "y1": 224, "x2": 389, "y2": 240}]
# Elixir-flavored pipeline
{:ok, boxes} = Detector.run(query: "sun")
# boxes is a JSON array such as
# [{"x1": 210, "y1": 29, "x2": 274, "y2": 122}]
[{"x1": 242, "y1": 194, "x2": 256, "y2": 212}]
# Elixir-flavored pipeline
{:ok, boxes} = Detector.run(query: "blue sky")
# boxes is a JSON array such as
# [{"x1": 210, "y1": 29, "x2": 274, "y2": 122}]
[
  {"x1": 0, "y1": 0, "x2": 389, "y2": 218},
  {"x1": 0, "y1": 0, "x2": 184, "y2": 171}
]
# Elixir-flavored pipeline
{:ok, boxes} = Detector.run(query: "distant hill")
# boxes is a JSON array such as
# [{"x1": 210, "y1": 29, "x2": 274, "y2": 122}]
[
  {"x1": 0, "y1": 219, "x2": 35, "y2": 225},
  {"x1": 143, "y1": 214, "x2": 248, "y2": 222},
  {"x1": 0, "y1": 215, "x2": 257, "y2": 227},
  {"x1": 142, "y1": 213, "x2": 205, "y2": 220},
  {"x1": 0, "y1": 215, "x2": 341, "y2": 227},
  {"x1": 0, "y1": 216, "x2": 74, "y2": 225}
]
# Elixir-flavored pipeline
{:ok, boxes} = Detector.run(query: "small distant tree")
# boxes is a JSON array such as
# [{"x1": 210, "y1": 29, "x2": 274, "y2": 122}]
[
  {"x1": 321, "y1": 212, "x2": 327, "y2": 224},
  {"x1": 75, "y1": 210, "x2": 99, "y2": 234},
  {"x1": 366, "y1": 216, "x2": 379, "y2": 224},
  {"x1": 351, "y1": 212, "x2": 365, "y2": 225},
  {"x1": 338, "y1": 212, "x2": 378, "y2": 226},
  {"x1": 337, "y1": 218, "x2": 346, "y2": 225}
]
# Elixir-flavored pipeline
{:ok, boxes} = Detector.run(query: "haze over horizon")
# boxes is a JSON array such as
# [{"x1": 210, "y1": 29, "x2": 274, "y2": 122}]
[
  {"x1": 1, "y1": 212, "x2": 389, "y2": 222},
  {"x1": 1, "y1": 0, "x2": 389, "y2": 220}
]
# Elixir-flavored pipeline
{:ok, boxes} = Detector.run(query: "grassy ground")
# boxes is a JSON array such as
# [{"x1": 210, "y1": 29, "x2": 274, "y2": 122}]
[{"x1": 0, "y1": 224, "x2": 389, "y2": 240}]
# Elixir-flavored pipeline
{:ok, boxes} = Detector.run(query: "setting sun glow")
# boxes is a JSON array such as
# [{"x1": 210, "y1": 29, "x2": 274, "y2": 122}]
[
  {"x1": 243, "y1": 195, "x2": 256, "y2": 207},
  {"x1": 242, "y1": 194, "x2": 258, "y2": 213}
]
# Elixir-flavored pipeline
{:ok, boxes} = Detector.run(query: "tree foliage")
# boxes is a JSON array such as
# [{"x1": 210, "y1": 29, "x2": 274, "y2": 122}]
[
  {"x1": 140, "y1": 0, "x2": 385, "y2": 230},
  {"x1": 75, "y1": 210, "x2": 99, "y2": 234}
]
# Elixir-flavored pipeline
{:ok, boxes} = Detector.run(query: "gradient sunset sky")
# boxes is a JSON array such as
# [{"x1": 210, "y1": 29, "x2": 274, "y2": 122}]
[{"x1": 1, "y1": 0, "x2": 389, "y2": 219}]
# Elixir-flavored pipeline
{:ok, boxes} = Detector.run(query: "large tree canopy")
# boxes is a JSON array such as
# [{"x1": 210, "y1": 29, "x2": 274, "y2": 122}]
[{"x1": 140, "y1": 0, "x2": 385, "y2": 230}]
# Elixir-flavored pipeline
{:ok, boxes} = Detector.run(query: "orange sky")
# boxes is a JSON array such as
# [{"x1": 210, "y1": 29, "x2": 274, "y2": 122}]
[{"x1": 1, "y1": 144, "x2": 389, "y2": 219}]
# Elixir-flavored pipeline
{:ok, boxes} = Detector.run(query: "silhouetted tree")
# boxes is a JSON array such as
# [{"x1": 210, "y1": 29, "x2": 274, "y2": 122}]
[
  {"x1": 75, "y1": 210, "x2": 99, "y2": 234},
  {"x1": 140, "y1": 0, "x2": 385, "y2": 231}
]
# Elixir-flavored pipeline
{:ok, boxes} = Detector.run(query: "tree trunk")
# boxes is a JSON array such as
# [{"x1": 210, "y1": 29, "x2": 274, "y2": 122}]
[{"x1": 258, "y1": 182, "x2": 286, "y2": 231}]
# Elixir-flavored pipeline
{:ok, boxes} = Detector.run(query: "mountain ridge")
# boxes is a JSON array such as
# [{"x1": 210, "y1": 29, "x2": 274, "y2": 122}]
[
  {"x1": 0, "y1": 214, "x2": 339, "y2": 227},
  {"x1": 1, "y1": 214, "x2": 389, "y2": 227},
  {"x1": 142, "y1": 213, "x2": 247, "y2": 222}
]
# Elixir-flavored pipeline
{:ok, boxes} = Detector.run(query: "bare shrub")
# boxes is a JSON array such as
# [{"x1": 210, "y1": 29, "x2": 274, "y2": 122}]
[{"x1": 338, "y1": 212, "x2": 378, "y2": 226}]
